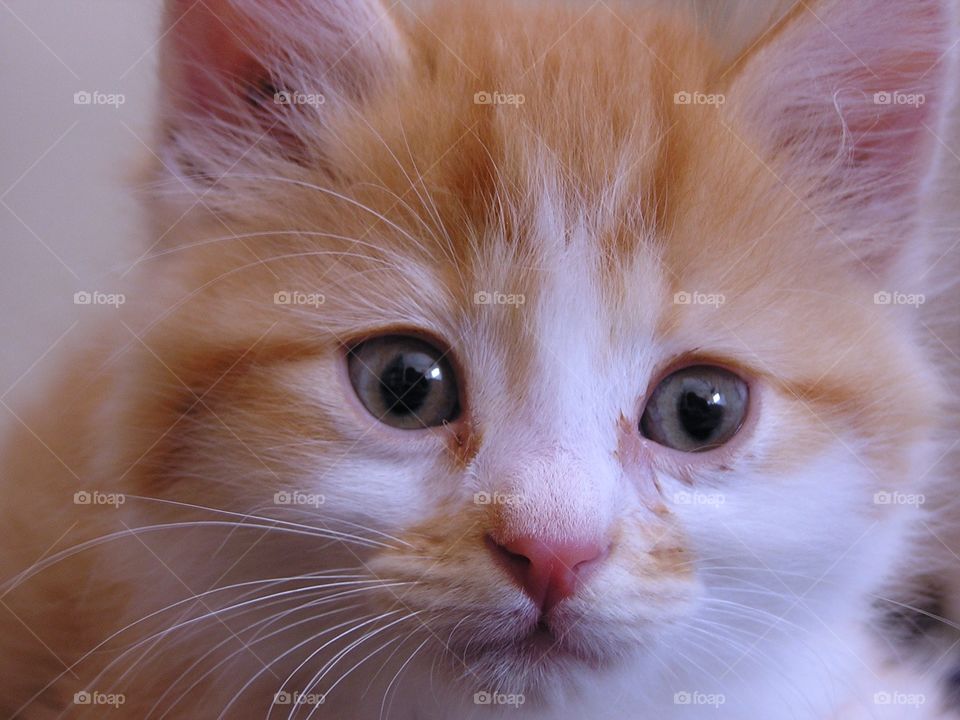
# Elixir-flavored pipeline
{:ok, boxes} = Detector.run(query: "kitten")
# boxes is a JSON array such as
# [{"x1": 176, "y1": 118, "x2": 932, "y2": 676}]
[{"x1": 1, "y1": 0, "x2": 958, "y2": 718}]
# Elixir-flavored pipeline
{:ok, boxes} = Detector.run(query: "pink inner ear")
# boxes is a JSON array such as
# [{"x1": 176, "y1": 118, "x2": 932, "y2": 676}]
[
  {"x1": 731, "y1": 0, "x2": 953, "y2": 213},
  {"x1": 166, "y1": 0, "x2": 271, "y2": 117},
  {"x1": 816, "y1": 7, "x2": 948, "y2": 189}
]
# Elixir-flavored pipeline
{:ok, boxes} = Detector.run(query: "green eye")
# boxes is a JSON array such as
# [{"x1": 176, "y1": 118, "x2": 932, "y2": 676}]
[
  {"x1": 348, "y1": 336, "x2": 460, "y2": 429},
  {"x1": 640, "y1": 366, "x2": 748, "y2": 452}
]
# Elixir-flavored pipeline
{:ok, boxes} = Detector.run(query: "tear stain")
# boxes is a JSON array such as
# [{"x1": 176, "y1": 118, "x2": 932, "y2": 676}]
[
  {"x1": 449, "y1": 418, "x2": 482, "y2": 469},
  {"x1": 616, "y1": 413, "x2": 668, "y2": 514}
]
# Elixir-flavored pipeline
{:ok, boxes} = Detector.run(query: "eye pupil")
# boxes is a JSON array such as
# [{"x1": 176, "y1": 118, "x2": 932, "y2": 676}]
[
  {"x1": 379, "y1": 355, "x2": 435, "y2": 417},
  {"x1": 677, "y1": 389, "x2": 724, "y2": 441}
]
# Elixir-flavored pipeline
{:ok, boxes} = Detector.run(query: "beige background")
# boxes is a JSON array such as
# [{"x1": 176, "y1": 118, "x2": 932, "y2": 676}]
[{"x1": 0, "y1": 1, "x2": 162, "y2": 397}]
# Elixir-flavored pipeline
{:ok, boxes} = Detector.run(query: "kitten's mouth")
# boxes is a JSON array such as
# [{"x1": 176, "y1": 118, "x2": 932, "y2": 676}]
[
  {"x1": 439, "y1": 619, "x2": 614, "y2": 702},
  {"x1": 449, "y1": 610, "x2": 618, "y2": 688},
  {"x1": 509, "y1": 618, "x2": 560, "y2": 652},
  {"x1": 520, "y1": 618, "x2": 568, "y2": 651},
  {"x1": 514, "y1": 615, "x2": 608, "y2": 662}
]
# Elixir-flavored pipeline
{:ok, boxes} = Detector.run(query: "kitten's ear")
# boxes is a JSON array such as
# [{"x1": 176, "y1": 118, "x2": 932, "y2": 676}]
[
  {"x1": 157, "y1": 0, "x2": 406, "y2": 183},
  {"x1": 726, "y1": 0, "x2": 957, "y2": 273}
]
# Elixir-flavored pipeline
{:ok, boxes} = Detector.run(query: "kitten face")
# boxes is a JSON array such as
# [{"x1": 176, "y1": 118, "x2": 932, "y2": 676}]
[{"x1": 120, "y1": 0, "x2": 952, "y2": 711}]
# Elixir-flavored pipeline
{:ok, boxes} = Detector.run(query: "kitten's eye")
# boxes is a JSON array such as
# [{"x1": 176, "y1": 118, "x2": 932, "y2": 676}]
[
  {"x1": 348, "y1": 336, "x2": 460, "y2": 429},
  {"x1": 640, "y1": 365, "x2": 748, "y2": 452}
]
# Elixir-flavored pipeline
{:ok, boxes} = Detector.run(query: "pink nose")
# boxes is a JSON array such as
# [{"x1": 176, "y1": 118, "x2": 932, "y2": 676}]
[{"x1": 486, "y1": 534, "x2": 608, "y2": 613}]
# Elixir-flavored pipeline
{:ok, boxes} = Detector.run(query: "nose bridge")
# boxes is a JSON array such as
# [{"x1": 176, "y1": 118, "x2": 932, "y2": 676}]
[
  {"x1": 479, "y1": 257, "x2": 616, "y2": 543},
  {"x1": 487, "y1": 445, "x2": 614, "y2": 545}
]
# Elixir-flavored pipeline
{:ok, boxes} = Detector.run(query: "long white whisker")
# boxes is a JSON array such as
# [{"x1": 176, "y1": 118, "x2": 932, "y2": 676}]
[
  {"x1": 157, "y1": 605, "x2": 389, "y2": 719},
  {"x1": 146, "y1": 601, "x2": 365, "y2": 719},
  {"x1": 137, "y1": 230, "x2": 404, "y2": 265},
  {"x1": 2, "y1": 521, "x2": 391, "y2": 595},
  {"x1": 72, "y1": 582, "x2": 414, "y2": 717},
  {"x1": 380, "y1": 635, "x2": 431, "y2": 720},
  {"x1": 297, "y1": 612, "x2": 423, "y2": 720},
  {"x1": 216, "y1": 174, "x2": 430, "y2": 250},
  {"x1": 223, "y1": 610, "x2": 400, "y2": 720}
]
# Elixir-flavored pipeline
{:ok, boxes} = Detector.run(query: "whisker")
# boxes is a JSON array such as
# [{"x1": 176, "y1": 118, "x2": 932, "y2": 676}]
[
  {"x1": 2, "y1": 519, "x2": 394, "y2": 595},
  {"x1": 146, "y1": 601, "x2": 366, "y2": 719},
  {"x1": 380, "y1": 635, "x2": 431, "y2": 720},
  {"x1": 224, "y1": 610, "x2": 402, "y2": 720},
  {"x1": 222, "y1": 500, "x2": 415, "y2": 550},
  {"x1": 209, "y1": 174, "x2": 431, "y2": 251},
  {"x1": 136, "y1": 229, "x2": 405, "y2": 265},
  {"x1": 296, "y1": 612, "x2": 423, "y2": 720},
  {"x1": 64, "y1": 581, "x2": 415, "y2": 719},
  {"x1": 157, "y1": 606, "x2": 387, "y2": 720},
  {"x1": 97, "y1": 570, "x2": 368, "y2": 656}
]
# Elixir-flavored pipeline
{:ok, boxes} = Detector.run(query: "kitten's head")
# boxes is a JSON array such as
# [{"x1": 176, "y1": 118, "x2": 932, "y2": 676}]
[{"x1": 132, "y1": 0, "x2": 955, "y2": 706}]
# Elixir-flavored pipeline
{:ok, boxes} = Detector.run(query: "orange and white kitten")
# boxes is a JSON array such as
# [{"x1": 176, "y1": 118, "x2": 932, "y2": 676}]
[{"x1": 2, "y1": 0, "x2": 959, "y2": 718}]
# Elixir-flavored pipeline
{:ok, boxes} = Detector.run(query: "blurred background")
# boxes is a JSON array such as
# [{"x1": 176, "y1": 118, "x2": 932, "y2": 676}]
[{"x1": 0, "y1": 1, "x2": 162, "y2": 396}]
